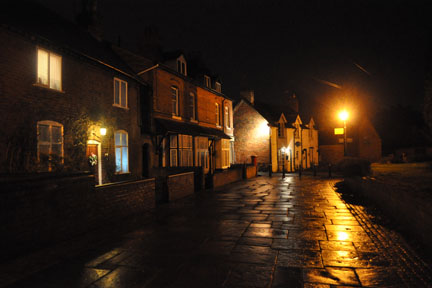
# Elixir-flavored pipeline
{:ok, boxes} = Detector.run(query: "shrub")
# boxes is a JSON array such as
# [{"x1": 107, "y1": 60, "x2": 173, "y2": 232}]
[{"x1": 338, "y1": 157, "x2": 371, "y2": 177}]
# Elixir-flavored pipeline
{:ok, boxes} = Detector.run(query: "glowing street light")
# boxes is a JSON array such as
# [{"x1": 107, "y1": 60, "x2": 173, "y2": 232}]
[{"x1": 338, "y1": 110, "x2": 349, "y2": 156}]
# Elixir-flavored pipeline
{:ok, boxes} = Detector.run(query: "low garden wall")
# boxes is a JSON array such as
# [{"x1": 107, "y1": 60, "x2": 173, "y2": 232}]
[
  {"x1": 1, "y1": 173, "x2": 155, "y2": 260},
  {"x1": 167, "y1": 172, "x2": 194, "y2": 201},
  {"x1": 344, "y1": 176, "x2": 432, "y2": 250},
  {"x1": 213, "y1": 166, "x2": 243, "y2": 188}
]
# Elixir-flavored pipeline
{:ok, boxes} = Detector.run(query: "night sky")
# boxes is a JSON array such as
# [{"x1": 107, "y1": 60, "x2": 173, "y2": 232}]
[{"x1": 34, "y1": 0, "x2": 431, "y2": 117}]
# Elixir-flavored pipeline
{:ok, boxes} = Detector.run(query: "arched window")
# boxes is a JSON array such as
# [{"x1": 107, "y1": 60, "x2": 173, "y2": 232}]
[
  {"x1": 37, "y1": 120, "x2": 63, "y2": 170},
  {"x1": 115, "y1": 130, "x2": 129, "y2": 173}
]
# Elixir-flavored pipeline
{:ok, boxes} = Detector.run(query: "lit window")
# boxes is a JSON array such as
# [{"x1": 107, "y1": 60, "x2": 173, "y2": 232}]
[
  {"x1": 37, "y1": 48, "x2": 62, "y2": 91},
  {"x1": 171, "y1": 86, "x2": 179, "y2": 116},
  {"x1": 114, "y1": 78, "x2": 128, "y2": 108},
  {"x1": 224, "y1": 106, "x2": 229, "y2": 128},
  {"x1": 179, "y1": 134, "x2": 193, "y2": 166},
  {"x1": 190, "y1": 93, "x2": 196, "y2": 120},
  {"x1": 170, "y1": 134, "x2": 178, "y2": 167},
  {"x1": 215, "y1": 103, "x2": 220, "y2": 126},
  {"x1": 221, "y1": 139, "x2": 230, "y2": 168},
  {"x1": 115, "y1": 130, "x2": 128, "y2": 173},
  {"x1": 37, "y1": 120, "x2": 63, "y2": 171}
]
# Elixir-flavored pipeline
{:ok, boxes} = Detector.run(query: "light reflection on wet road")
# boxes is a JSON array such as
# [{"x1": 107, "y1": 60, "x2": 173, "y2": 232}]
[{"x1": 5, "y1": 175, "x2": 432, "y2": 287}]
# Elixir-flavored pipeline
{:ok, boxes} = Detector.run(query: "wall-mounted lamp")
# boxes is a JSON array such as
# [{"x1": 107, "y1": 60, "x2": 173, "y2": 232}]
[{"x1": 100, "y1": 127, "x2": 107, "y2": 136}]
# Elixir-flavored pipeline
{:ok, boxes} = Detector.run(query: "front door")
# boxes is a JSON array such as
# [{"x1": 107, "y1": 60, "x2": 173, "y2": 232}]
[{"x1": 86, "y1": 144, "x2": 99, "y2": 184}]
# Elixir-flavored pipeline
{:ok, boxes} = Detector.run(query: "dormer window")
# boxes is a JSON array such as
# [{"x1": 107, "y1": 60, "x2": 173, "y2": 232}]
[
  {"x1": 215, "y1": 81, "x2": 221, "y2": 92},
  {"x1": 176, "y1": 57, "x2": 187, "y2": 76},
  {"x1": 204, "y1": 75, "x2": 211, "y2": 88}
]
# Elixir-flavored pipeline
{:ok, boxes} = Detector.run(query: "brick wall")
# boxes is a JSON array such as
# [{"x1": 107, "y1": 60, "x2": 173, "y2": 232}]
[
  {"x1": 167, "y1": 172, "x2": 194, "y2": 201},
  {"x1": 0, "y1": 27, "x2": 141, "y2": 180},
  {"x1": 234, "y1": 101, "x2": 270, "y2": 166},
  {"x1": 0, "y1": 173, "x2": 155, "y2": 260},
  {"x1": 319, "y1": 144, "x2": 344, "y2": 165},
  {"x1": 213, "y1": 166, "x2": 243, "y2": 188}
]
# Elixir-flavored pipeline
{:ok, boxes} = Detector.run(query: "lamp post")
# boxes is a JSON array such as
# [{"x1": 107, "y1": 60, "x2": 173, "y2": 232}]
[
  {"x1": 338, "y1": 110, "x2": 349, "y2": 156},
  {"x1": 281, "y1": 147, "x2": 286, "y2": 178}
]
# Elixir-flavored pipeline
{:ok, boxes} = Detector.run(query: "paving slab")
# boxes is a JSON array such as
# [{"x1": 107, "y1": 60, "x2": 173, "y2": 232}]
[{"x1": 2, "y1": 175, "x2": 432, "y2": 287}]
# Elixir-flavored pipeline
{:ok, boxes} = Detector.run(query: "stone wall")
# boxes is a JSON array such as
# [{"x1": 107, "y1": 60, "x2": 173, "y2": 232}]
[
  {"x1": 167, "y1": 172, "x2": 194, "y2": 201},
  {"x1": 1, "y1": 173, "x2": 155, "y2": 260},
  {"x1": 345, "y1": 177, "x2": 432, "y2": 251}
]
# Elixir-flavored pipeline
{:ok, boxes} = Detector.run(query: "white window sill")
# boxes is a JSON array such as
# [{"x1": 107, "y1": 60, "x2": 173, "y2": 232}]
[
  {"x1": 112, "y1": 104, "x2": 129, "y2": 110},
  {"x1": 190, "y1": 119, "x2": 198, "y2": 123},
  {"x1": 33, "y1": 83, "x2": 65, "y2": 93},
  {"x1": 216, "y1": 125, "x2": 222, "y2": 128},
  {"x1": 172, "y1": 115, "x2": 182, "y2": 120}
]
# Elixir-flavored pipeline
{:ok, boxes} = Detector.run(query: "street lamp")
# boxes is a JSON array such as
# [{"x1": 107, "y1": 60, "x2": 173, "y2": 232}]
[{"x1": 338, "y1": 110, "x2": 349, "y2": 156}]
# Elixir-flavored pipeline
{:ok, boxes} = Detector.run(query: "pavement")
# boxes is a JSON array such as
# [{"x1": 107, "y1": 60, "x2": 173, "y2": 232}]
[{"x1": 2, "y1": 174, "x2": 432, "y2": 287}]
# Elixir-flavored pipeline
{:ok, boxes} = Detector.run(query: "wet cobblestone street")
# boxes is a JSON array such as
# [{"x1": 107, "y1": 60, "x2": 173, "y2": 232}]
[{"x1": 3, "y1": 175, "x2": 432, "y2": 287}]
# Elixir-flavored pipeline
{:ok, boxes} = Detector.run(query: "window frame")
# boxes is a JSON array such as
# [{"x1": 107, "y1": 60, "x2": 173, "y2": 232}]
[
  {"x1": 171, "y1": 86, "x2": 179, "y2": 116},
  {"x1": 224, "y1": 106, "x2": 230, "y2": 128},
  {"x1": 204, "y1": 75, "x2": 211, "y2": 88},
  {"x1": 189, "y1": 92, "x2": 196, "y2": 120},
  {"x1": 113, "y1": 77, "x2": 128, "y2": 109},
  {"x1": 37, "y1": 120, "x2": 64, "y2": 171},
  {"x1": 215, "y1": 103, "x2": 220, "y2": 126},
  {"x1": 115, "y1": 130, "x2": 129, "y2": 173},
  {"x1": 36, "y1": 48, "x2": 62, "y2": 91}
]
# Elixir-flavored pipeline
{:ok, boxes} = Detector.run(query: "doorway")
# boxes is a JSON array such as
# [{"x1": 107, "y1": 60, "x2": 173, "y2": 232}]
[{"x1": 87, "y1": 140, "x2": 102, "y2": 185}]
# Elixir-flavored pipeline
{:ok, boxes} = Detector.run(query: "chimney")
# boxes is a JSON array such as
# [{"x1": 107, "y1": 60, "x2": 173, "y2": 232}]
[
  {"x1": 289, "y1": 93, "x2": 299, "y2": 113},
  {"x1": 241, "y1": 90, "x2": 255, "y2": 105},
  {"x1": 76, "y1": 0, "x2": 103, "y2": 41},
  {"x1": 137, "y1": 26, "x2": 163, "y2": 61},
  {"x1": 284, "y1": 90, "x2": 299, "y2": 113}
]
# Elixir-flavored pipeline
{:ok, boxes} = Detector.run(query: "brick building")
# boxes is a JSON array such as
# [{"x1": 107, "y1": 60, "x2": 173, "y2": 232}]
[
  {"x1": 0, "y1": 2, "x2": 147, "y2": 184},
  {"x1": 319, "y1": 116, "x2": 382, "y2": 164},
  {"x1": 234, "y1": 91, "x2": 319, "y2": 172},
  {"x1": 113, "y1": 47, "x2": 234, "y2": 179}
]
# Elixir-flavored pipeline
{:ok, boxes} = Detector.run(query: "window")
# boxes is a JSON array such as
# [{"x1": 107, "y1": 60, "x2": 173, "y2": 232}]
[
  {"x1": 294, "y1": 124, "x2": 300, "y2": 138},
  {"x1": 204, "y1": 75, "x2": 211, "y2": 88},
  {"x1": 114, "y1": 78, "x2": 128, "y2": 108},
  {"x1": 37, "y1": 120, "x2": 63, "y2": 170},
  {"x1": 190, "y1": 93, "x2": 196, "y2": 120},
  {"x1": 171, "y1": 86, "x2": 179, "y2": 116},
  {"x1": 170, "y1": 134, "x2": 193, "y2": 167},
  {"x1": 221, "y1": 139, "x2": 230, "y2": 168},
  {"x1": 170, "y1": 134, "x2": 178, "y2": 167},
  {"x1": 215, "y1": 103, "x2": 220, "y2": 126},
  {"x1": 215, "y1": 82, "x2": 221, "y2": 92},
  {"x1": 37, "y1": 48, "x2": 62, "y2": 91},
  {"x1": 179, "y1": 134, "x2": 193, "y2": 166},
  {"x1": 115, "y1": 131, "x2": 128, "y2": 173},
  {"x1": 177, "y1": 59, "x2": 187, "y2": 75},
  {"x1": 224, "y1": 106, "x2": 229, "y2": 128},
  {"x1": 195, "y1": 136, "x2": 208, "y2": 168},
  {"x1": 278, "y1": 122, "x2": 285, "y2": 137}
]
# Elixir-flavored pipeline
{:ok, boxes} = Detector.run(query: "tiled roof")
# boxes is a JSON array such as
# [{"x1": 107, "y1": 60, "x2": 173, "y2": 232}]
[
  {"x1": 156, "y1": 118, "x2": 231, "y2": 139},
  {"x1": 1, "y1": 1, "x2": 137, "y2": 79}
]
